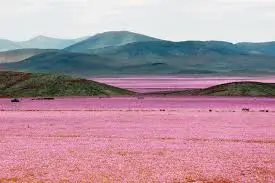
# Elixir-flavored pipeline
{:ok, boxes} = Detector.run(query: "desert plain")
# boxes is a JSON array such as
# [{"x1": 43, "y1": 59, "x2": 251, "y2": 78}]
[{"x1": 0, "y1": 77, "x2": 275, "y2": 183}]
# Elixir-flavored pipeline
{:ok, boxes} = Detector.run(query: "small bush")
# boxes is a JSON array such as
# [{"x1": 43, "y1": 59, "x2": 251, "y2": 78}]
[{"x1": 242, "y1": 108, "x2": 250, "y2": 112}]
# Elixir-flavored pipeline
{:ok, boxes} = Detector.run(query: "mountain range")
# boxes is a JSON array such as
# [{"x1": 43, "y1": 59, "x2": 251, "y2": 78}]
[{"x1": 1, "y1": 31, "x2": 275, "y2": 76}]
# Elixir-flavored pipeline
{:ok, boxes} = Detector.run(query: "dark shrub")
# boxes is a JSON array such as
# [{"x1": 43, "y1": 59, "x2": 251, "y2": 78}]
[{"x1": 11, "y1": 98, "x2": 20, "y2": 103}]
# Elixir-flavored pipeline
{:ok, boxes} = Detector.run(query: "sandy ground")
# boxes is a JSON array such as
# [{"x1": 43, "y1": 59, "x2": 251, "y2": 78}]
[{"x1": 0, "y1": 97, "x2": 275, "y2": 182}]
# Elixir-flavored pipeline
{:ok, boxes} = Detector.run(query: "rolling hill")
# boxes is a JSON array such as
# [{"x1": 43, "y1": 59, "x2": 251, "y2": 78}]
[
  {"x1": 64, "y1": 31, "x2": 161, "y2": 53},
  {"x1": 0, "y1": 49, "x2": 57, "y2": 63},
  {"x1": 152, "y1": 82, "x2": 275, "y2": 96},
  {"x1": 0, "y1": 71, "x2": 134, "y2": 97}
]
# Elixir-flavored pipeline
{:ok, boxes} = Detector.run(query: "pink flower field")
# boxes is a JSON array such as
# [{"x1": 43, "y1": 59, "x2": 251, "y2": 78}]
[
  {"x1": 0, "y1": 97, "x2": 274, "y2": 182},
  {"x1": 91, "y1": 76, "x2": 275, "y2": 93}
]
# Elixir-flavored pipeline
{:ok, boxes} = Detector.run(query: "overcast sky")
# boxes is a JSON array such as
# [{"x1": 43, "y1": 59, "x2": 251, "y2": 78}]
[{"x1": 0, "y1": 0, "x2": 274, "y2": 42}]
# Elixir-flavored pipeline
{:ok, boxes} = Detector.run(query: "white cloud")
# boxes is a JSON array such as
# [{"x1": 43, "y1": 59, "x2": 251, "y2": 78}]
[{"x1": 0, "y1": 0, "x2": 274, "y2": 42}]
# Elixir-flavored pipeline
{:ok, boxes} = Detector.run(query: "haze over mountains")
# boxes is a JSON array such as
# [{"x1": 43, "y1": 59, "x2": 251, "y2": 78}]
[
  {"x1": 1, "y1": 31, "x2": 275, "y2": 76},
  {"x1": 0, "y1": 35, "x2": 87, "y2": 51},
  {"x1": 0, "y1": 49, "x2": 56, "y2": 63}
]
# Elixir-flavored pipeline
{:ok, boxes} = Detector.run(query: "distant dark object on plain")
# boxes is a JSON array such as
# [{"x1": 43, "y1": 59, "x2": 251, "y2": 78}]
[
  {"x1": 11, "y1": 98, "x2": 20, "y2": 103},
  {"x1": 242, "y1": 108, "x2": 250, "y2": 112},
  {"x1": 137, "y1": 96, "x2": 144, "y2": 99},
  {"x1": 32, "y1": 97, "x2": 55, "y2": 101}
]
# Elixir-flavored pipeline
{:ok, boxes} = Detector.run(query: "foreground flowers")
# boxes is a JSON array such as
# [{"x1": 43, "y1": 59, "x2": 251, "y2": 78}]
[{"x1": 0, "y1": 97, "x2": 274, "y2": 182}]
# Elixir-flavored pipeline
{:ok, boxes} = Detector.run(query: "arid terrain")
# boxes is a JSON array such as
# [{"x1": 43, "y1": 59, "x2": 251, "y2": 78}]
[{"x1": 0, "y1": 96, "x2": 274, "y2": 182}]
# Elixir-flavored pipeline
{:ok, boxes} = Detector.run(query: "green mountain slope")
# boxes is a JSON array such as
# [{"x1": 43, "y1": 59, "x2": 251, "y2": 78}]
[
  {"x1": 0, "y1": 71, "x2": 134, "y2": 97},
  {"x1": 90, "y1": 41, "x2": 243, "y2": 58},
  {"x1": 2, "y1": 51, "x2": 116, "y2": 76},
  {"x1": 237, "y1": 42, "x2": 275, "y2": 56},
  {"x1": 89, "y1": 41, "x2": 275, "y2": 75},
  {"x1": 64, "y1": 31, "x2": 161, "y2": 53},
  {"x1": 153, "y1": 82, "x2": 275, "y2": 96}
]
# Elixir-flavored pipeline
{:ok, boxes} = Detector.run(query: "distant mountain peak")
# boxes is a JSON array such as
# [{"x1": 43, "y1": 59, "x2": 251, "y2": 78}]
[
  {"x1": 64, "y1": 30, "x2": 161, "y2": 53},
  {"x1": 94, "y1": 30, "x2": 144, "y2": 36},
  {"x1": 29, "y1": 35, "x2": 64, "y2": 42},
  {"x1": 93, "y1": 31, "x2": 160, "y2": 40},
  {"x1": 33, "y1": 35, "x2": 48, "y2": 39}
]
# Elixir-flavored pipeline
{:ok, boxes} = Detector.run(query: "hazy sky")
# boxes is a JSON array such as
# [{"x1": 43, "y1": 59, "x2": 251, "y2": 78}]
[{"x1": 0, "y1": 0, "x2": 275, "y2": 42}]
